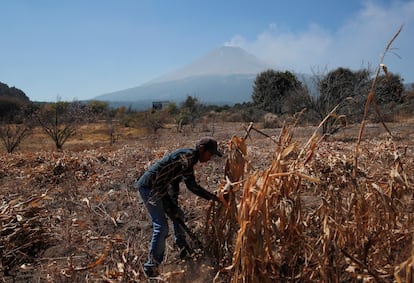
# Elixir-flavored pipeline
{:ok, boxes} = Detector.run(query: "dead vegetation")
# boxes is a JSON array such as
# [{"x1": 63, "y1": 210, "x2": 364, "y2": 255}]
[
  {"x1": 206, "y1": 119, "x2": 413, "y2": 282},
  {"x1": 0, "y1": 114, "x2": 413, "y2": 282}
]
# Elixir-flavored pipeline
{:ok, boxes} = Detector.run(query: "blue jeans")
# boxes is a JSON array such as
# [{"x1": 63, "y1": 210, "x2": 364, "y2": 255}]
[{"x1": 137, "y1": 184, "x2": 186, "y2": 268}]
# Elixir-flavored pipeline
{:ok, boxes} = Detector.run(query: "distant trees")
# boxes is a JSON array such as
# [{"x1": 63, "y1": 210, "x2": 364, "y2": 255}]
[
  {"x1": 251, "y1": 67, "x2": 406, "y2": 133},
  {"x1": 252, "y1": 70, "x2": 304, "y2": 115},
  {"x1": 136, "y1": 95, "x2": 204, "y2": 134},
  {"x1": 282, "y1": 87, "x2": 314, "y2": 117},
  {"x1": 313, "y1": 67, "x2": 371, "y2": 133},
  {"x1": 166, "y1": 102, "x2": 187, "y2": 132},
  {"x1": 312, "y1": 67, "x2": 405, "y2": 133},
  {"x1": 180, "y1": 95, "x2": 201, "y2": 129},
  {"x1": 139, "y1": 109, "x2": 169, "y2": 134},
  {"x1": 85, "y1": 100, "x2": 110, "y2": 120},
  {"x1": 373, "y1": 73, "x2": 404, "y2": 104},
  {"x1": 254, "y1": 67, "x2": 370, "y2": 133},
  {"x1": 316, "y1": 68, "x2": 370, "y2": 114},
  {"x1": 165, "y1": 96, "x2": 202, "y2": 132},
  {"x1": 0, "y1": 69, "x2": 409, "y2": 152},
  {"x1": 403, "y1": 83, "x2": 414, "y2": 104}
]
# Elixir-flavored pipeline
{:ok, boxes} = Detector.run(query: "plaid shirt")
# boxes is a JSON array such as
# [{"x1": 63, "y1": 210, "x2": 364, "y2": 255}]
[{"x1": 137, "y1": 148, "x2": 215, "y2": 202}]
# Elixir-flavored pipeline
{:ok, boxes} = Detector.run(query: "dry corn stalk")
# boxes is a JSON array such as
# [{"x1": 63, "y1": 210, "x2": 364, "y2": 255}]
[
  {"x1": 206, "y1": 135, "x2": 248, "y2": 271},
  {"x1": 207, "y1": 122, "x2": 321, "y2": 282},
  {"x1": 226, "y1": 124, "x2": 316, "y2": 282}
]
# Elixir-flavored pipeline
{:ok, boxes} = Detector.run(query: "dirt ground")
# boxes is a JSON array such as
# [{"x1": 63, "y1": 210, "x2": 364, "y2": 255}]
[{"x1": 1, "y1": 118, "x2": 413, "y2": 282}]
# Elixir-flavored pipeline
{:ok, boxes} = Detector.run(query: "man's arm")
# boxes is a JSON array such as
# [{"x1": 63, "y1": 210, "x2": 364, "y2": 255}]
[{"x1": 183, "y1": 174, "x2": 219, "y2": 201}]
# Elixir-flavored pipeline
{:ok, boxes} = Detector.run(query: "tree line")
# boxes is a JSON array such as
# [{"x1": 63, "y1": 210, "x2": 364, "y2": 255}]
[
  {"x1": 252, "y1": 67, "x2": 408, "y2": 134},
  {"x1": 0, "y1": 66, "x2": 412, "y2": 153}
]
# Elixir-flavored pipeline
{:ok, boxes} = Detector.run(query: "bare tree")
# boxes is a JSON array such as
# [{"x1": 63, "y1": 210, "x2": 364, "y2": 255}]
[
  {"x1": 107, "y1": 118, "x2": 119, "y2": 145},
  {"x1": 0, "y1": 123, "x2": 31, "y2": 153},
  {"x1": 0, "y1": 101, "x2": 32, "y2": 153},
  {"x1": 36, "y1": 101, "x2": 84, "y2": 150}
]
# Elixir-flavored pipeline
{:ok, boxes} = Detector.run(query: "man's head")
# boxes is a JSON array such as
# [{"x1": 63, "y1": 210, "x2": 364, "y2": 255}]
[{"x1": 196, "y1": 136, "x2": 223, "y2": 162}]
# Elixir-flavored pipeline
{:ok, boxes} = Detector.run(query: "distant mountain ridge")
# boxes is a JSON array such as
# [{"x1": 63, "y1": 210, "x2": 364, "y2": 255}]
[
  {"x1": 94, "y1": 46, "x2": 273, "y2": 109},
  {"x1": 98, "y1": 73, "x2": 257, "y2": 104}
]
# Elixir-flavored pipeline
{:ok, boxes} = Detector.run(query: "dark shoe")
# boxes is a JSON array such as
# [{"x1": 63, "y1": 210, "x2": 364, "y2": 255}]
[{"x1": 143, "y1": 265, "x2": 159, "y2": 278}]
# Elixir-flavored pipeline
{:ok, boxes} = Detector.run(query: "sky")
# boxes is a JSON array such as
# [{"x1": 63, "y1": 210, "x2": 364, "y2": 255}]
[{"x1": 1, "y1": 0, "x2": 413, "y2": 102}]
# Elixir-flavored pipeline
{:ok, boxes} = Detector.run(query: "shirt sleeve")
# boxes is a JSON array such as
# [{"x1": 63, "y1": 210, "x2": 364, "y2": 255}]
[{"x1": 183, "y1": 173, "x2": 216, "y2": 201}]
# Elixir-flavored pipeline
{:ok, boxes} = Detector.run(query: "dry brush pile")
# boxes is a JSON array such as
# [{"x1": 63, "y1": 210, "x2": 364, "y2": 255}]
[{"x1": 0, "y1": 142, "x2": 163, "y2": 282}]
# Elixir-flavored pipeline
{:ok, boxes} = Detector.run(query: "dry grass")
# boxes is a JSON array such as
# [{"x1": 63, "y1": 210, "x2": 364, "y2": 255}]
[{"x1": 12, "y1": 121, "x2": 147, "y2": 153}]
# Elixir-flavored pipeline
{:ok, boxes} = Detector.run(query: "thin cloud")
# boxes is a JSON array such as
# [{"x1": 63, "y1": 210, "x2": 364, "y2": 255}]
[{"x1": 228, "y1": 1, "x2": 414, "y2": 81}]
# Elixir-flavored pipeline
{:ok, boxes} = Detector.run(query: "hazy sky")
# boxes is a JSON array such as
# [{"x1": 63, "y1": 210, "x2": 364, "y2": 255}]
[{"x1": 1, "y1": 0, "x2": 413, "y2": 102}]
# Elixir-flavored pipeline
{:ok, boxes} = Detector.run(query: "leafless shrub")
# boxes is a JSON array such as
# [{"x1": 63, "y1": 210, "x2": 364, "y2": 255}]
[
  {"x1": 0, "y1": 103, "x2": 33, "y2": 153},
  {"x1": 36, "y1": 101, "x2": 85, "y2": 150},
  {"x1": 0, "y1": 123, "x2": 32, "y2": 153}
]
